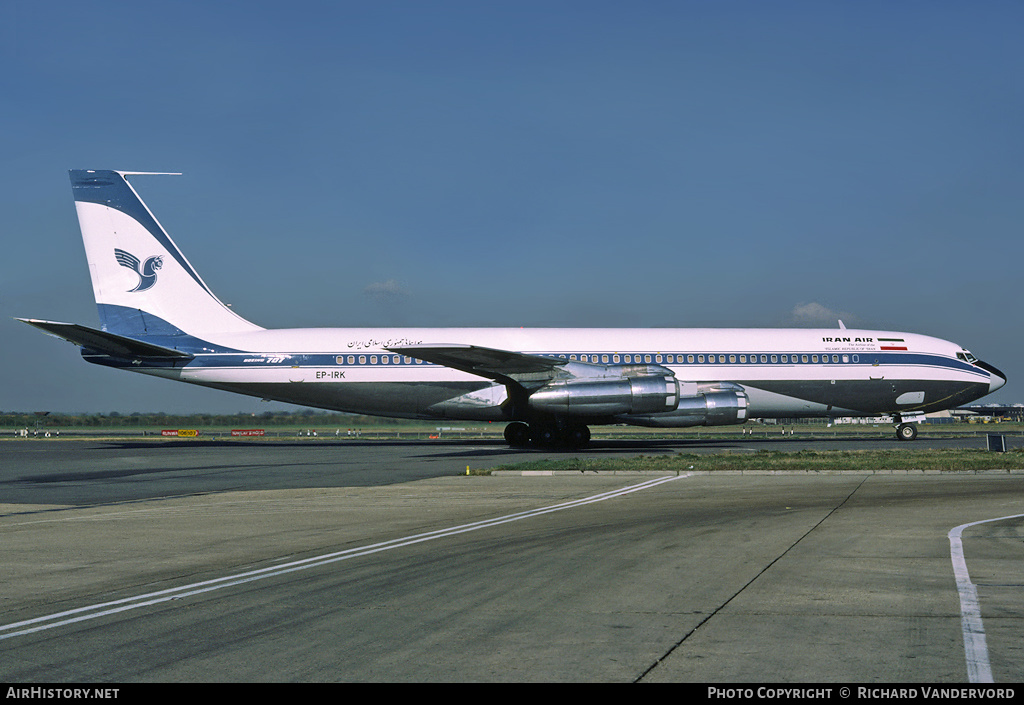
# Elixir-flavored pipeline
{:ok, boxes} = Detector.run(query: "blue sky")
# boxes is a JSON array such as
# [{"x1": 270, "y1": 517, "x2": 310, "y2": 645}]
[{"x1": 2, "y1": 1, "x2": 1021, "y2": 413}]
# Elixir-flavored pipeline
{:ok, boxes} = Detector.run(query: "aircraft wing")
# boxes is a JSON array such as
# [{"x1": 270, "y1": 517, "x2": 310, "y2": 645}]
[
  {"x1": 17, "y1": 318, "x2": 194, "y2": 359},
  {"x1": 387, "y1": 343, "x2": 571, "y2": 387}
]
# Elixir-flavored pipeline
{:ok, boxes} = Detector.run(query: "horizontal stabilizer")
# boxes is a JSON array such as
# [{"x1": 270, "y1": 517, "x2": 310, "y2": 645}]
[{"x1": 16, "y1": 318, "x2": 193, "y2": 359}]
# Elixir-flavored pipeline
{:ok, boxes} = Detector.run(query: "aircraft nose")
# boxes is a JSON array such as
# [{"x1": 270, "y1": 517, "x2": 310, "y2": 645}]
[{"x1": 977, "y1": 360, "x2": 1007, "y2": 393}]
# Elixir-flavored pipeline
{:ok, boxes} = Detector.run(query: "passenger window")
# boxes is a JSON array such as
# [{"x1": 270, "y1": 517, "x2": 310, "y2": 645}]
[
  {"x1": 687, "y1": 355, "x2": 695, "y2": 363},
  {"x1": 359, "y1": 355, "x2": 366, "y2": 365},
  {"x1": 729, "y1": 355, "x2": 736, "y2": 363},
  {"x1": 812, "y1": 355, "x2": 818, "y2": 363},
  {"x1": 698, "y1": 355, "x2": 705, "y2": 363},
  {"x1": 760, "y1": 355, "x2": 767, "y2": 363},
  {"x1": 770, "y1": 355, "x2": 778, "y2": 363},
  {"x1": 613, "y1": 354, "x2": 620, "y2": 363},
  {"x1": 781, "y1": 355, "x2": 788, "y2": 363}
]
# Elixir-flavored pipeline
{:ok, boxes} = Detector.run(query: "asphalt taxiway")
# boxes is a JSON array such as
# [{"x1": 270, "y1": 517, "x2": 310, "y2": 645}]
[{"x1": 2, "y1": 437, "x2": 1023, "y2": 682}]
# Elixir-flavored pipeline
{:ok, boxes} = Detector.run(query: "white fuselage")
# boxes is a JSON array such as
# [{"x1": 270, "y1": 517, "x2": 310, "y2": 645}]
[{"x1": 92, "y1": 325, "x2": 999, "y2": 422}]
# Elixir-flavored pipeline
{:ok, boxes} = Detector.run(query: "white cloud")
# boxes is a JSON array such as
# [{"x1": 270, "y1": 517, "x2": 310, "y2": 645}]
[
  {"x1": 789, "y1": 302, "x2": 856, "y2": 327},
  {"x1": 363, "y1": 279, "x2": 410, "y2": 302}
]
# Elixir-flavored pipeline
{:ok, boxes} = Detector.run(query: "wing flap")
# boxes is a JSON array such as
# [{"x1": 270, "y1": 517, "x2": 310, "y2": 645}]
[
  {"x1": 17, "y1": 318, "x2": 194, "y2": 359},
  {"x1": 387, "y1": 344, "x2": 567, "y2": 384}
]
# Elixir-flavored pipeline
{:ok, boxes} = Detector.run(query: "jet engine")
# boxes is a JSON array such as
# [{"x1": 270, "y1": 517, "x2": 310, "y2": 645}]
[
  {"x1": 619, "y1": 384, "x2": 749, "y2": 427},
  {"x1": 527, "y1": 374, "x2": 679, "y2": 416}
]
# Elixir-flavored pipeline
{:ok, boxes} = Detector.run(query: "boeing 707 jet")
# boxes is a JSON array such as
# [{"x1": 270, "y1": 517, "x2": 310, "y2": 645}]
[{"x1": 19, "y1": 170, "x2": 1006, "y2": 447}]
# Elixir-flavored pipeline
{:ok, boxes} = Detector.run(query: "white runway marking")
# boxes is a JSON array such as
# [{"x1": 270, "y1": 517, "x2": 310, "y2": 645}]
[
  {"x1": 0, "y1": 475, "x2": 684, "y2": 641},
  {"x1": 948, "y1": 512, "x2": 1024, "y2": 683}
]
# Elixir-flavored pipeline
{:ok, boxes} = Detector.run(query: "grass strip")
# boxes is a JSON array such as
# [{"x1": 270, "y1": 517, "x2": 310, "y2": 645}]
[{"x1": 489, "y1": 448, "x2": 1024, "y2": 474}]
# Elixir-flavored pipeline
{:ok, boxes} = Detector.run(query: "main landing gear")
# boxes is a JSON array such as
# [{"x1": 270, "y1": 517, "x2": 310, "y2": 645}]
[{"x1": 504, "y1": 421, "x2": 591, "y2": 449}]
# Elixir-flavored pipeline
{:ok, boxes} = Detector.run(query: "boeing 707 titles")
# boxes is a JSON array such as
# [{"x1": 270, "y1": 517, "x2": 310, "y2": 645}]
[{"x1": 19, "y1": 171, "x2": 1006, "y2": 447}]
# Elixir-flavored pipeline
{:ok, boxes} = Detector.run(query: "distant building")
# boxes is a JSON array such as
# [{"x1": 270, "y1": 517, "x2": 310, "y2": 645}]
[{"x1": 957, "y1": 404, "x2": 1024, "y2": 422}]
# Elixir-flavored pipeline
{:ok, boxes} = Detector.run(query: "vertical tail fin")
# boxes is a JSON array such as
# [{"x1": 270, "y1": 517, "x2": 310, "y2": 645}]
[{"x1": 70, "y1": 170, "x2": 263, "y2": 340}]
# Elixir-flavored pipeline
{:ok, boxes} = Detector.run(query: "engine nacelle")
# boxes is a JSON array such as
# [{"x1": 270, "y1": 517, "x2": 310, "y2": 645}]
[
  {"x1": 528, "y1": 375, "x2": 679, "y2": 417},
  {"x1": 619, "y1": 390, "x2": 749, "y2": 428}
]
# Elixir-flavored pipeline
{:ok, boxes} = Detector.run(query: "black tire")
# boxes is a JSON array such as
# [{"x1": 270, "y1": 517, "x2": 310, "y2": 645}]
[
  {"x1": 896, "y1": 423, "x2": 918, "y2": 441},
  {"x1": 533, "y1": 425, "x2": 559, "y2": 447},
  {"x1": 504, "y1": 422, "x2": 531, "y2": 447},
  {"x1": 565, "y1": 424, "x2": 591, "y2": 448}
]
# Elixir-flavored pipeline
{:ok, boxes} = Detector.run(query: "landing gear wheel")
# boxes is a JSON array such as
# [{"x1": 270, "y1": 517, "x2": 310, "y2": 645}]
[
  {"x1": 504, "y1": 422, "x2": 531, "y2": 448},
  {"x1": 533, "y1": 425, "x2": 559, "y2": 447},
  {"x1": 564, "y1": 424, "x2": 591, "y2": 449},
  {"x1": 513, "y1": 422, "x2": 591, "y2": 449},
  {"x1": 896, "y1": 423, "x2": 918, "y2": 441}
]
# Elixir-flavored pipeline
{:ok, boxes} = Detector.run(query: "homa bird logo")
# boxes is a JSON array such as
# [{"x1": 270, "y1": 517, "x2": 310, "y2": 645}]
[{"x1": 114, "y1": 248, "x2": 163, "y2": 292}]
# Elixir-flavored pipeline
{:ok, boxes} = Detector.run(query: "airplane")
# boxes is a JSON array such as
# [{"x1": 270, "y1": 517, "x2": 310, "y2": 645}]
[{"x1": 18, "y1": 170, "x2": 1007, "y2": 447}]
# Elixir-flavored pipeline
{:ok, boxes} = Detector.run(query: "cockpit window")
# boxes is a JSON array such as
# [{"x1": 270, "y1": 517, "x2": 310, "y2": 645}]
[{"x1": 957, "y1": 351, "x2": 978, "y2": 364}]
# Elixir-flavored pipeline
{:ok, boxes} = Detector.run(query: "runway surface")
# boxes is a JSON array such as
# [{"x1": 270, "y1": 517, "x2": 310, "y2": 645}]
[{"x1": 2, "y1": 436, "x2": 1023, "y2": 682}]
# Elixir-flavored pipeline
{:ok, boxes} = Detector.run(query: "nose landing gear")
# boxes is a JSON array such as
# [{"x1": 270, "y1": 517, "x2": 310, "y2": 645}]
[{"x1": 894, "y1": 414, "x2": 919, "y2": 441}]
